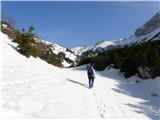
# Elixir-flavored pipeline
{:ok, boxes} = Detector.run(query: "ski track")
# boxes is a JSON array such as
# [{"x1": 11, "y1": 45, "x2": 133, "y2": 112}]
[{"x1": 90, "y1": 77, "x2": 128, "y2": 119}]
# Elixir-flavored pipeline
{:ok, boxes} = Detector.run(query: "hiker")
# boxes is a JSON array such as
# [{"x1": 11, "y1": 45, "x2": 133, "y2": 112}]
[{"x1": 87, "y1": 64, "x2": 95, "y2": 89}]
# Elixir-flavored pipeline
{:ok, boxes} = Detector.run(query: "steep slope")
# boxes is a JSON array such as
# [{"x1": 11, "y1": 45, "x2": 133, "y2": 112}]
[
  {"x1": 116, "y1": 12, "x2": 160, "y2": 45},
  {"x1": 35, "y1": 38, "x2": 77, "y2": 67},
  {"x1": 36, "y1": 38, "x2": 76, "y2": 61},
  {"x1": 1, "y1": 32, "x2": 97, "y2": 118},
  {"x1": 1, "y1": 31, "x2": 160, "y2": 119},
  {"x1": 135, "y1": 12, "x2": 160, "y2": 37},
  {"x1": 1, "y1": 22, "x2": 77, "y2": 67}
]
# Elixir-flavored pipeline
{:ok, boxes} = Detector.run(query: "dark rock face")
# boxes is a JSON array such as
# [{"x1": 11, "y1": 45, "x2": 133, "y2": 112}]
[{"x1": 135, "y1": 12, "x2": 160, "y2": 37}]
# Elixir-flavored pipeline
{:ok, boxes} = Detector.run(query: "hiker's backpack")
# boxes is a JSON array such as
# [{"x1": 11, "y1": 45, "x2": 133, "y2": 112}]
[{"x1": 88, "y1": 67, "x2": 94, "y2": 76}]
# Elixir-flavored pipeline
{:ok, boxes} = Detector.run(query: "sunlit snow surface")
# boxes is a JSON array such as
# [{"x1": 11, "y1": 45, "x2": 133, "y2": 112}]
[{"x1": 1, "y1": 32, "x2": 160, "y2": 119}]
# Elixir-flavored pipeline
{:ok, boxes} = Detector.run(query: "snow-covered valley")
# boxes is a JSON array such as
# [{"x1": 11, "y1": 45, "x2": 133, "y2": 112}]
[{"x1": 1, "y1": 32, "x2": 160, "y2": 119}]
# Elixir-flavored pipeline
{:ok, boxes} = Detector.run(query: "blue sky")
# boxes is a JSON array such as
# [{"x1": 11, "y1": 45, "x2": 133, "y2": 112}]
[{"x1": 1, "y1": 1, "x2": 159, "y2": 48}]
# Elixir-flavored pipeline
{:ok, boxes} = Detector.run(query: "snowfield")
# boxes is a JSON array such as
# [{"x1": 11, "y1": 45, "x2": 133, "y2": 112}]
[{"x1": 1, "y1": 32, "x2": 160, "y2": 119}]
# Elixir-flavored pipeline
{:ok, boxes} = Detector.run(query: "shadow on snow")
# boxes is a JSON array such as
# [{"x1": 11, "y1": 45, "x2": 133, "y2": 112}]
[
  {"x1": 66, "y1": 79, "x2": 89, "y2": 89},
  {"x1": 97, "y1": 68, "x2": 160, "y2": 120}
]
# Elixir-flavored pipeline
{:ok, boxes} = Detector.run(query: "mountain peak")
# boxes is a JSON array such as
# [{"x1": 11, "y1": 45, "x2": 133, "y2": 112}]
[
  {"x1": 94, "y1": 40, "x2": 114, "y2": 48},
  {"x1": 135, "y1": 12, "x2": 160, "y2": 37}
]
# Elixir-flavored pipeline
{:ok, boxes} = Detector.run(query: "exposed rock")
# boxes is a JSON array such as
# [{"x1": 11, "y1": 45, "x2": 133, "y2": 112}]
[
  {"x1": 135, "y1": 12, "x2": 160, "y2": 37},
  {"x1": 137, "y1": 66, "x2": 151, "y2": 79}
]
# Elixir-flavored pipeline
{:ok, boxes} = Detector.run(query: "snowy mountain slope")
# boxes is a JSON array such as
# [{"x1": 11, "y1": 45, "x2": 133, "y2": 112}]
[
  {"x1": 93, "y1": 40, "x2": 114, "y2": 48},
  {"x1": 120, "y1": 11, "x2": 160, "y2": 45},
  {"x1": 1, "y1": 22, "x2": 77, "y2": 67},
  {"x1": 36, "y1": 37, "x2": 77, "y2": 61},
  {"x1": 1, "y1": 31, "x2": 160, "y2": 119},
  {"x1": 70, "y1": 45, "x2": 90, "y2": 56},
  {"x1": 135, "y1": 12, "x2": 160, "y2": 37},
  {"x1": 72, "y1": 26, "x2": 160, "y2": 56},
  {"x1": 50, "y1": 43, "x2": 76, "y2": 61},
  {"x1": 1, "y1": 32, "x2": 97, "y2": 118},
  {"x1": 90, "y1": 40, "x2": 115, "y2": 53},
  {"x1": 35, "y1": 37, "x2": 77, "y2": 67},
  {"x1": 72, "y1": 12, "x2": 160, "y2": 56},
  {"x1": 111, "y1": 12, "x2": 160, "y2": 46},
  {"x1": 120, "y1": 28, "x2": 160, "y2": 45},
  {"x1": 71, "y1": 40, "x2": 116, "y2": 56}
]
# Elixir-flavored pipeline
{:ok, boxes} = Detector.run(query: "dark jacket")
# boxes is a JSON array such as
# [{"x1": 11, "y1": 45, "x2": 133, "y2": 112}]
[{"x1": 87, "y1": 66, "x2": 95, "y2": 78}]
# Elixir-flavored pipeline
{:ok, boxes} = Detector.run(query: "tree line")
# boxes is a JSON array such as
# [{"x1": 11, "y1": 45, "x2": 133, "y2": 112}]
[{"x1": 78, "y1": 40, "x2": 160, "y2": 79}]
